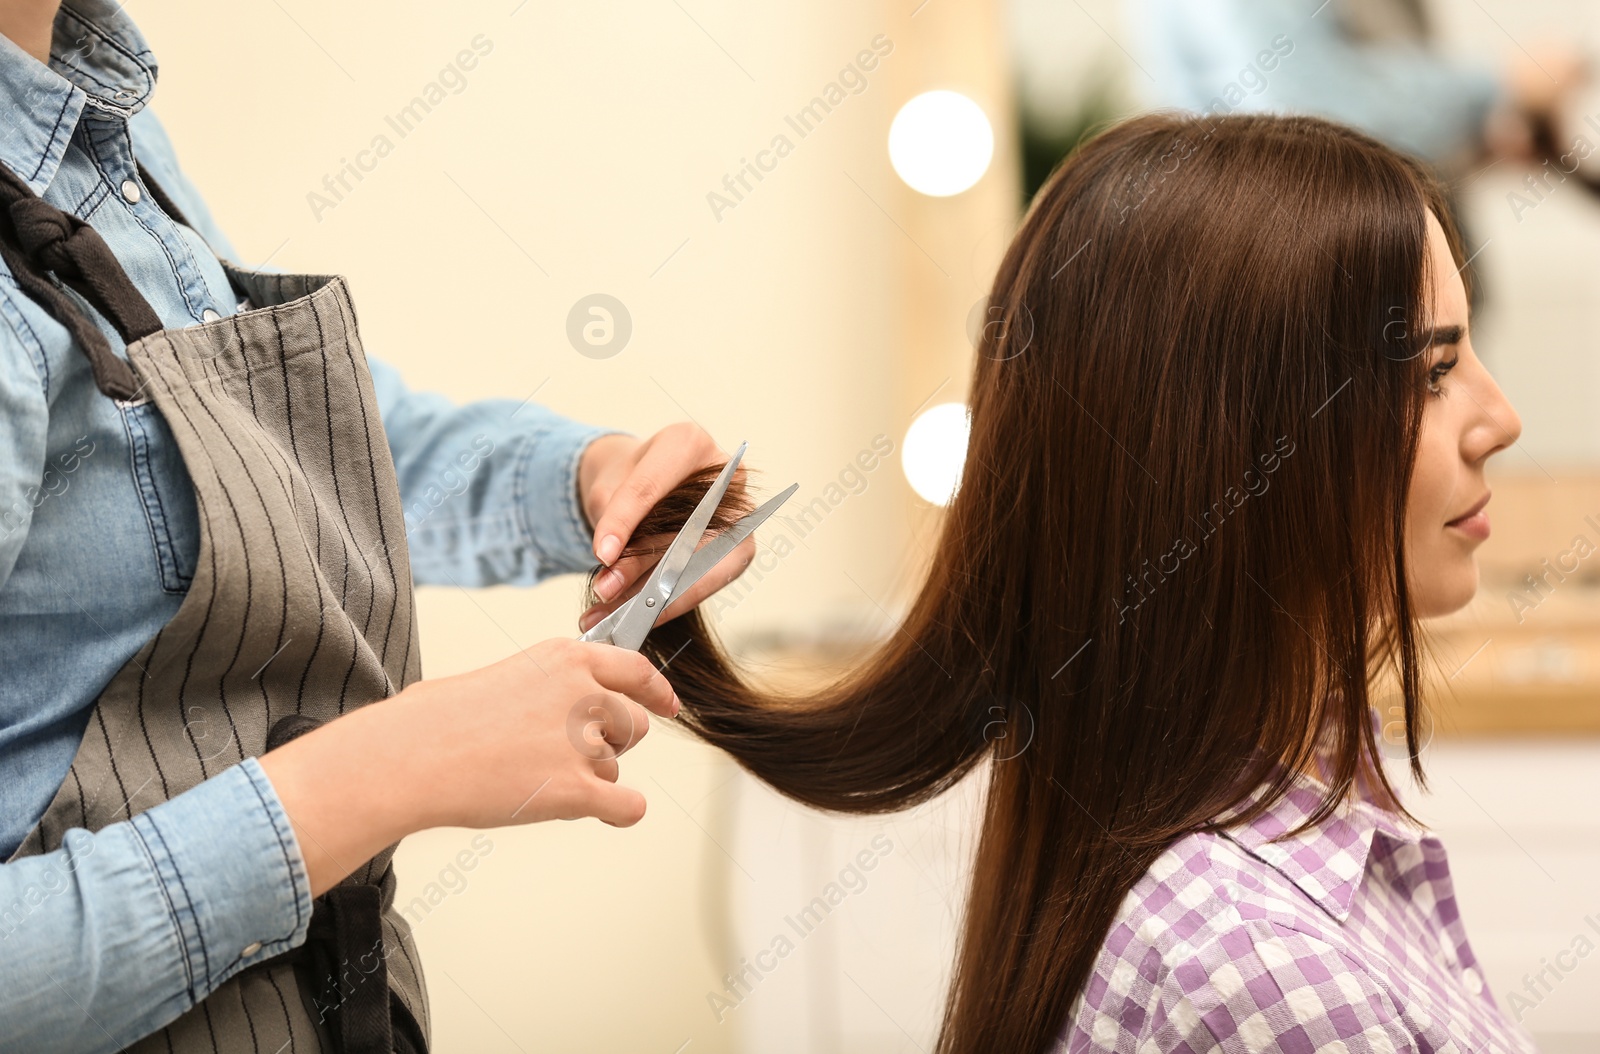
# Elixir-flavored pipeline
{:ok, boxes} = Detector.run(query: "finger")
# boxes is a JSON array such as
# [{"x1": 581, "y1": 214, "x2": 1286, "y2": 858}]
[
  {"x1": 566, "y1": 693, "x2": 628, "y2": 762},
  {"x1": 660, "y1": 535, "x2": 756, "y2": 623},
  {"x1": 591, "y1": 542, "x2": 670, "y2": 604},
  {"x1": 579, "y1": 597, "x2": 618, "y2": 635},
  {"x1": 611, "y1": 698, "x2": 651, "y2": 755},
  {"x1": 593, "y1": 758, "x2": 619, "y2": 783},
  {"x1": 588, "y1": 693, "x2": 649, "y2": 754},
  {"x1": 581, "y1": 570, "x2": 655, "y2": 633},
  {"x1": 587, "y1": 780, "x2": 648, "y2": 828},
  {"x1": 584, "y1": 526, "x2": 722, "y2": 623},
  {"x1": 589, "y1": 430, "x2": 720, "y2": 569},
  {"x1": 578, "y1": 599, "x2": 616, "y2": 635},
  {"x1": 584, "y1": 643, "x2": 679, "y2": 717}
]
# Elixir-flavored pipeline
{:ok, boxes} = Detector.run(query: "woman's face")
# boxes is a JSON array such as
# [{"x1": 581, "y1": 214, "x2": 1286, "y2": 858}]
[{"x1": 1405, "y1": 210, "x2": 1522, "y2": 618}]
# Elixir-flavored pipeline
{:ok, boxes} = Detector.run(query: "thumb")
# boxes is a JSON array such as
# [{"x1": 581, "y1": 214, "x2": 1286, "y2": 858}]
[{"x1": 587, "y1": 780, "x2": 648, "y2": 828}]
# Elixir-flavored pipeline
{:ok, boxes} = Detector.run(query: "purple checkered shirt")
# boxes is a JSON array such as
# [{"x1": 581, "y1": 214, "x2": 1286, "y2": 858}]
[{"x1": 1061, "y1": 774, "x2": 1538, "y2": 1052}]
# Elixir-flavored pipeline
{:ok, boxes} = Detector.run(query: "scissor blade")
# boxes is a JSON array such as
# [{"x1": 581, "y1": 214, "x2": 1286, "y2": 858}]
[
  {"x1": 603, "y1": 442, "x2": 748, "y2": 651},
  {"x1": 675, "y1": 483, "x2": 797, "y2": 588},
  {"x1": 576, "y1": 480, "x2": 796, "y2": 649}
]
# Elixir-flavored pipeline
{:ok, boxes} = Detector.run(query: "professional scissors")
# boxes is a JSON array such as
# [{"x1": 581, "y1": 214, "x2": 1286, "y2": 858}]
[{"x1": 578, "y1": 441, "x2": 798, "y2": 651}]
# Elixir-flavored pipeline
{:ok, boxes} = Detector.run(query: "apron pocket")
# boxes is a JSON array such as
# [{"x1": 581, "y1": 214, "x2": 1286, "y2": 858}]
[{"x1": 121, "y1": 399, "x2": 200, "y2": 593}]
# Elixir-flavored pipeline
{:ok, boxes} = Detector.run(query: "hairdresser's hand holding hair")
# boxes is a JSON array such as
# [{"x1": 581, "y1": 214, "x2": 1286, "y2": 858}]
[{"x1": 576, "y1": 423, "x2": 755, "y2": 632}]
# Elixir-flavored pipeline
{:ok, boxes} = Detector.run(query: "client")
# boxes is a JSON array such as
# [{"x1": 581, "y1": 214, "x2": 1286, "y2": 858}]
[{"x1": 602, "y1": 112, "x2": 1530, "y2": 1054}]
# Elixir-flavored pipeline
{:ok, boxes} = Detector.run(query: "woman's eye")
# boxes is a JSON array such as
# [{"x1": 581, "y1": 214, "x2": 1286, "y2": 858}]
[{"x1": 1428, "y1": 356, "x2": 1459, "y2": 395}]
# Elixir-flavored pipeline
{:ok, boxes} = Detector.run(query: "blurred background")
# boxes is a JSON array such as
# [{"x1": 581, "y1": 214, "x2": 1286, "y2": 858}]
[{"x1": 134, "y1": 0, "x2": 1600, "y2": 1050}]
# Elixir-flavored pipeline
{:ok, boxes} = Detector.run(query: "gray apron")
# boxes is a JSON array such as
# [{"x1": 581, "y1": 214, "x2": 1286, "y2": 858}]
[{"x1": 0, "y1": 161, "x2": 429, "y2": 1053}]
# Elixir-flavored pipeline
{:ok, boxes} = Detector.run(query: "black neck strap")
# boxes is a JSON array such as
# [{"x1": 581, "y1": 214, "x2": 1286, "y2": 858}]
[{"x1": 0, "y1": 160, "x2": 213, "y2": 401}]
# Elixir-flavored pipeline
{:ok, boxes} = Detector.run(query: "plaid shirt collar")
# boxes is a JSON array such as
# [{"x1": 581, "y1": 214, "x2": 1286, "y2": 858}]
[{"x1": 1220, "y1": 771, "x2": 1427, "y2": 924}]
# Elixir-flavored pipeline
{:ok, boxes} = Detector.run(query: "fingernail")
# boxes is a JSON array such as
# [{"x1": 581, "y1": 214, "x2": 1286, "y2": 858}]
[
  {"x1": 597, "y1": 534, "x2": 622, "y2": 566},
  {"x1": 594, "y1": 567, "x2": 625, "y2": 602},
  {"x1": 672, "y1": 694, "x2": 682, "y2": 717},
  {"x1": 579, "y1": 607, "x2": 600, "y2": 632}
]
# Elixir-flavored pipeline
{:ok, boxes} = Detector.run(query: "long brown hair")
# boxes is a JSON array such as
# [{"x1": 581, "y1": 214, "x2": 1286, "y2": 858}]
[{"x1": 602, "y1": 112, "x2": 1461, "y2": 1054}]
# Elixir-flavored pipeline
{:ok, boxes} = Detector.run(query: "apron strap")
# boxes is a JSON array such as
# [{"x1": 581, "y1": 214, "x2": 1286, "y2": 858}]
[
  {"x1": 0, "y1": 163, "x2": 153, "y2": 400},
  {"x1": 261, "y1": 714, "x2": 426, "y2": 1054},
  {"x1": 0, "y1": 159, "x2": 247, "y2": 402},
  {"x1": 297, "y1": 886, "x2": 397, "y2": 1054}
]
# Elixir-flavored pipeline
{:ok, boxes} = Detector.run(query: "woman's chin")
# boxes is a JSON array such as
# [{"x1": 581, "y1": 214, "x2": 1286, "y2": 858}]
[{"x1": 1412, "y1": 561, "x2": 1480, "y2": 620}]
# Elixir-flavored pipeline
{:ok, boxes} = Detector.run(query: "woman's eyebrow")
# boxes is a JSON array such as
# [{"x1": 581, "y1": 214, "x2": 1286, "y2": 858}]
[{"x1": 1423, "y1": 324, "x2": 1465, "y2": 347}]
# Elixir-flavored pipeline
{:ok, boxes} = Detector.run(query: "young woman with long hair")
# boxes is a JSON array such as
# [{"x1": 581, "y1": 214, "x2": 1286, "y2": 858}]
[{"x1": 597, "y1": 111, "x2": 1529, "y2": 1053}]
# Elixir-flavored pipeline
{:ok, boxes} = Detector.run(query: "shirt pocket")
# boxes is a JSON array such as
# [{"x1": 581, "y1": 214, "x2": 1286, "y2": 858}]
[{"x1": 121, "y1": 400, "x2": 200, "y2": 594}]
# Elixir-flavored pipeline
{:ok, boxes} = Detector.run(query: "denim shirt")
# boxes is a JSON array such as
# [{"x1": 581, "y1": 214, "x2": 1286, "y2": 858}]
[{"x1": 0, "y1": 3, "x2": 617, "y2": 1048}]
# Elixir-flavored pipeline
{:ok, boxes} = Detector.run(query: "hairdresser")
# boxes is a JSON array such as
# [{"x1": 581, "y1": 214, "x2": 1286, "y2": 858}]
[{"x1": 0, "y1": 0, "x2": 756, "y2": 1051}]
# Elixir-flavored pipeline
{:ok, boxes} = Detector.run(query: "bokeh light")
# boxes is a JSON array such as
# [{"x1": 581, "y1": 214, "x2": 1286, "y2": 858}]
[
  {"x1": 888, "y1": 90, "x2": 995, "y2": 197},
  {"x1": 902, "y1": 402, "x2": 971, "y2": 505}
]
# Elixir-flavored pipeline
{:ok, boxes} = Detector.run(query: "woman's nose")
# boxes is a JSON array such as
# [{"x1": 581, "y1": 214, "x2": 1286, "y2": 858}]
[{"x1": 1468, "y1": 369, "x2": 1523, "y2": 463}]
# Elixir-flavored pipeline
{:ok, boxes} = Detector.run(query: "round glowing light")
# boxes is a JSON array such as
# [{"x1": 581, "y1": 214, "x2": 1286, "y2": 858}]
[
  {"x1": 888, "y1": 91, "x2": 994, "y2": 197},
  {"x1": 902, "y1": 402, "x2": 971, "y2": 505}
]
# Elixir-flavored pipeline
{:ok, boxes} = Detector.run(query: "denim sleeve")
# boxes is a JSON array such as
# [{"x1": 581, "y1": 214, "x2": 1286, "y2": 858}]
[
  {"x1": 0, "y1": 759, "x2": 313, "y2": 1054},
  {"x1": 366, "y1": 357, "x2": 629, "y2": 587},
  {"x1": 1131, "y1": 0, "x2": 1500, "y2": 167}
]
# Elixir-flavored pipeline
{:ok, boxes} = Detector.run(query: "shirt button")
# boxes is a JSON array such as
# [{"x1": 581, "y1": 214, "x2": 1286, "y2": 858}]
[
  {"x1": 120, "y1": 179, "x2": 142, "y2": 204},
  {"x1": 241, "y1": 941, "x2": 262, "y2": 957},
  {"x1": 201, "y1": 309, "x2": 222, "y2": 322},
  {"x1": 1462, "y1": 966, "x2": 1484, "y2": 994}
]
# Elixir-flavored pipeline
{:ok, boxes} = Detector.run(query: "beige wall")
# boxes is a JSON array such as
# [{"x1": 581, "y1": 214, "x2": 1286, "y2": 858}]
[{"x1": 133, "y1": 0, "x2": 1013, "y2": 1049}]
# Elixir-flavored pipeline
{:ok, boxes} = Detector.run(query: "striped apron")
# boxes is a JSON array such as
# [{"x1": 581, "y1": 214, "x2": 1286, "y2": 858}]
[{"x1": 0, "y1": 161, "x2": 429, "y2": 1053}]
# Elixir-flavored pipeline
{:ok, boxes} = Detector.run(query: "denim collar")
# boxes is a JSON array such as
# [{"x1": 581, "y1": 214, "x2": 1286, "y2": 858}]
[{"x1": 0, "y1": 0, "x2": 158, "y2": 194}]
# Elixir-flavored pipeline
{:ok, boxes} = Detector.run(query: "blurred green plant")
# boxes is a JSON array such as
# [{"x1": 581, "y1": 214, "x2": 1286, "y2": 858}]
[{"x1": 1017, "y1": 59, "x2": 1128, "y2": 205}]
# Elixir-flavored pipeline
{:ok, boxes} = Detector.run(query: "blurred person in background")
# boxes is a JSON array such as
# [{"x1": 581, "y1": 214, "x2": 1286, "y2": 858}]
[{"x1": 1126, "y1": 0, "x2": 1588, "y2": 304}]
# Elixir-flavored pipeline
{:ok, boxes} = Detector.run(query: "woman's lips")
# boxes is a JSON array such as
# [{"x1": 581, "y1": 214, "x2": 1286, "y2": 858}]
[{"x1": 1446, "y1": 492, "x2": 1491, "y2": 541}]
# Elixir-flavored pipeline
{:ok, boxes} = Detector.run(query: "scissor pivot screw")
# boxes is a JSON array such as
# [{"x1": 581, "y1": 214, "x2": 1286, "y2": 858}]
[{"x1": 645, "y1": 597, "x2": 657, "y2": 608}]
